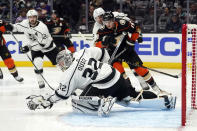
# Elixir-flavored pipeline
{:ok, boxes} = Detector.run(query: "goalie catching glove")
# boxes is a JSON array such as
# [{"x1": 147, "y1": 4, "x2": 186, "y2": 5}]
[{"x1": 26, "y1": 95, "x2": 53, "y2": 110}]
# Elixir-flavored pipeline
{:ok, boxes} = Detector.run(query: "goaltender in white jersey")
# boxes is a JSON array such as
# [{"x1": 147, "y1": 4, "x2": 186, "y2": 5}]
[
  {"x1": 6, "y1": 9, "x2": 59, "y2": 88},
  {"x1": 26, "y1": 47, "x2": 176, "y2": 116}
]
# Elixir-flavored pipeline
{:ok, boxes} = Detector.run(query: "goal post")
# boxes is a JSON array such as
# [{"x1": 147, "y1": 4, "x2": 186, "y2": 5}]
[{"x1": 182, "y1": 24, "x2": 197, "y2": 126}]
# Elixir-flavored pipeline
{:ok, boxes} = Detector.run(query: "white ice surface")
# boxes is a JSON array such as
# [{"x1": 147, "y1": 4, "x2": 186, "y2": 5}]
[{"x1": 0, "y1": 67, "x2": 197, "y2": 131}]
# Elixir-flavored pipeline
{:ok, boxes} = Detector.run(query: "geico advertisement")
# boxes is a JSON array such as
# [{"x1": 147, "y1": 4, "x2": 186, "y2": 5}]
[{"x1": 2, "y1": 34, "x2": 182, "y2": 62}]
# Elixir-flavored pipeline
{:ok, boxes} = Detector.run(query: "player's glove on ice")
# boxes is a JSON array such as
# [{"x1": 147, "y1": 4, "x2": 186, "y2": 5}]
[
  {"x1": 26, "y1": 95, "x2": 53, "y2": 110},
  {"x1": 20, "y1": 45, "x2": 30, "y2": 53}
]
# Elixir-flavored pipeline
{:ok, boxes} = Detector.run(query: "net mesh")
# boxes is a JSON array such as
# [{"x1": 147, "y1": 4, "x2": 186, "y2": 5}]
[{"x1": 184, "y1": 24, "x2": 197, "y2": 126}]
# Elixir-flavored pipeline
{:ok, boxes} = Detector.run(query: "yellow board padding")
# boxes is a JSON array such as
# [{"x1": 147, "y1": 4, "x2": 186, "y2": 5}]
[
  {"x1": 122, "y1": 62, "x2": 181, "y2": 69},
  {"x1": 0, "y1": 61, "x2": 181, "y2": 68},
  {"x1": 0, "y1": 61, "x2": 55, "y2": 67}
]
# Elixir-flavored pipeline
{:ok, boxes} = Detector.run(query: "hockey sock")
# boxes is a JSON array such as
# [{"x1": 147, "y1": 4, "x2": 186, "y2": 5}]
[{"x1": 3, "y1": 58, "x2": 19, "y2": 77}]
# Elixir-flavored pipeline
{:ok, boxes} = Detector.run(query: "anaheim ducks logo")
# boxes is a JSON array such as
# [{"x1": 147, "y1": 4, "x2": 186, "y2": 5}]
[{"x1": 119, "y1": 20, "x2": 126, "y2": 25}]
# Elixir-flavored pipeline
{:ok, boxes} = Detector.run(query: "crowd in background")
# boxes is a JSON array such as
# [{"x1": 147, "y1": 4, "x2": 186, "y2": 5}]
[{"x1": 0, "y1": 0, "x2": 197, "y2": 33}]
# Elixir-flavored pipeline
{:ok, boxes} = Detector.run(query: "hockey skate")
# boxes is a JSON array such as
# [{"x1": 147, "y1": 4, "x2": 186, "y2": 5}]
[
  {"x1": 14, "y1": 75, "x2": 24, "y2": 82},
  {"x1": 133, "y1": 72, "x2": 150, "y2": 90},
  {"x1": 0, "y1": 68, "x2": 3, "y2": 79},
  {"x1": 38, "y1": 81, "x2": 45, "y2": 88},
  {"x1": 98, "y1": 96, "x2": 116, "y2": 117},
  {"x1": 152, "y1": 85, "x2": 171, "y2": 96}
]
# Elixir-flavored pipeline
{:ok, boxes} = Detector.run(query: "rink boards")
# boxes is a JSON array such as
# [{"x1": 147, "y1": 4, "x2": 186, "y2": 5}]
[{"x1": 0, "y1": 33, "x2": 182, "y2": 68}]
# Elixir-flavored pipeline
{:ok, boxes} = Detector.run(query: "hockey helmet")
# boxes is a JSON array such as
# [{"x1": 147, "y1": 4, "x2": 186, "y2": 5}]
[
  {"x1": 93, "y1": 7, "x2": 105, "y2": 20},
  {"x1": 27, "y1": 9, "x2": 38, "y2": 18},
  {"x1": 56, "y1": 50, "x2": 73, "y2": 71},
  {"x1": 103, "y1": 11, "x2": 114, "y2": 21}
]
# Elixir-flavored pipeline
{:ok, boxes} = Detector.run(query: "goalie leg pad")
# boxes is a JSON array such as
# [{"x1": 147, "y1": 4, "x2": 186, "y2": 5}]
[
  {"x1": 71, "y1": 95, "x2": 116, "y2": 116},
  {"x1": 118, "y1": 95, "x2": 176, "y2": 110},
  {"x1": 71, "y1": 95, "x2": 101, "y2": 115}
]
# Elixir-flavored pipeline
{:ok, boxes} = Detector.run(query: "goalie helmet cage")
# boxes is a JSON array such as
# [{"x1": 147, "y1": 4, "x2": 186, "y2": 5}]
[{"x1": 182, "y1": 24, "x2": 197, "y2": 126}]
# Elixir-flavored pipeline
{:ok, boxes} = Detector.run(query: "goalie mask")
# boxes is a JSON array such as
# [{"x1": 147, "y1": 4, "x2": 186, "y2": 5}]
[{"x1": 56, "y1": 50, "x2": 73, "y2": 71}]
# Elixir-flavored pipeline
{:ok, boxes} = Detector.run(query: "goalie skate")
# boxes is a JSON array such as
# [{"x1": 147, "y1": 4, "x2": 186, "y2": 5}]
[{"x1": 98, "y1": 96, "x2": 116, "y2": 117}]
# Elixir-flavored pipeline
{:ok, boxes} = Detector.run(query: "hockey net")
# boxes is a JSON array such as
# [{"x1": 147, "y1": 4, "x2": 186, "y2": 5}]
[{"x1": 182, "y1": 24, "x2": 197, "y2": 126}]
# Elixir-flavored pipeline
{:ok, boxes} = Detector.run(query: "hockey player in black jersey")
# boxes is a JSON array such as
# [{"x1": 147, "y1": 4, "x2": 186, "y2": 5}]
[
  {"x1": 26, "y1": 47, "x2": 176, "y2": 116},
  {"x1": 95, "y1": 12, "x2": 170, "y2": 96},
  {"x1": 45, "y1": 10, "x2": 75, "y2": 53}
]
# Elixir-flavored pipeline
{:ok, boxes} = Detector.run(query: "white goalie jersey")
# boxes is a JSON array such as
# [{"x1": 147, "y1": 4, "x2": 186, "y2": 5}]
[
  {"x1": 12, "y1": 19, "x2": 55, "y2": 52},
  {"x1": 51, "y1": 47, "x2": 121, "y2": 101}
]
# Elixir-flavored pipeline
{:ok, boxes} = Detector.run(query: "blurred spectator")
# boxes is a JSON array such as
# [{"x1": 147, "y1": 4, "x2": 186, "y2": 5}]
[
  {"x1": 190, "y1": 3, "x2": 197, "y2": 24},
  {"x1": 175, "y1": 6, "x2": 186, "y2": 23},
  {"x1": 0, "y1": 2, "x2": 9, "y2": 19},
  {"x1": 88, "y1": 4, "x2": 95, "y2": 31},
  {"x1": 143, "y1": 6, "x2": 154, "y2": 25},
  {"x1": 142, "y1": 6, "x2": 154, "y2": 32},
  {"x1": 121, "y1": 0, "x2": 135, "y2": 17},
  {"x1": 15, "y1": 8, "x2": 27, "y2": 23},
  {"x1": 25, "y1": 0, "x2": 35, "y2": 10},
  {"x1": 90, "y1": 0, "x2": 103, "y2": 8},
  {"x1": 77, "y1": 16, "x2": 87, "y2": 33},
  {"x1": 165, "y1": 13, "x2": 182, "y2": 32},
  {"x1": 37, "y1": 1, "x2": 50, "y2": 16},
  {"x1": 36, "y1": 8, "x2": 46, "y2": 21},
  {"x1": 148, "y1": 0, "x2": 166, "y2": 9},
  {"x1": 13, "y1": 0, "x2": 26, "y2": 11},
  {"x1": 158, "y1": 7, "x2": 171, "y2": 29}
]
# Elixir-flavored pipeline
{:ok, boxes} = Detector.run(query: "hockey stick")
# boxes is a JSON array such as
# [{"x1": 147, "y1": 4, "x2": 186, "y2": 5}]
[
  {"x1": 108, "y1": 32, "x2": 127, "y2": 64},
  {"x1": 10, "y1": 32, "x2": 55, "y2": 90},
  {"x1": 127, "y1": 61, "x2": 181, "y2": 78}
]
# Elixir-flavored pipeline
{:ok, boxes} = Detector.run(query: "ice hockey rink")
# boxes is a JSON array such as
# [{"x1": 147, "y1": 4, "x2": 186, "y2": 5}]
[{"x1": 0, "y1": 67, "x2": 197, "y2": 131}]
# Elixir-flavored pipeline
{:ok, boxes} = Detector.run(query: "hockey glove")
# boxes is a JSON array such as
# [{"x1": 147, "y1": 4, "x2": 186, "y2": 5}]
[
  {"x1": 26, "y1": 95, "x2": 53, "y2": 110},
  {"x1": 20, "y1": 45, "x2": 30, "y2": 53},
  {"x1": 102, "y1": 35, "x2": 117, "y2": 46},
  {"x1": 0, "y1": 19, "x2": 3, "y2": 27},
  {"x1": 137, "y1": 34, "x2": 143, "y2": 43}
]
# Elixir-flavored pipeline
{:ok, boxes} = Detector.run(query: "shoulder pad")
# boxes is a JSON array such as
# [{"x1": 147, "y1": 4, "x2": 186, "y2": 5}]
[{"x1": 119, "y1": 19, "x2": 126, "y2": 25}]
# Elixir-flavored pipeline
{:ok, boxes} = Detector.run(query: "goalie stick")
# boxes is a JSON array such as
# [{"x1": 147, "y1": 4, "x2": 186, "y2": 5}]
[{"x1": 10, "y1": 32, "x2": 55, "y2": 91}]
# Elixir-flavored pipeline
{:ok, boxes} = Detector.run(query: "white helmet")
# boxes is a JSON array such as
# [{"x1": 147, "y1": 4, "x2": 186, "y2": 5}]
[
  {"x1": 56, "y1": 50, "x2": 73, "y2": 71},
  {"x1": 27, "y1": 9, "x2": 38, "y2": 18},
  {"x1": 93, "y1": 7, "x2": 105, "y2": 20}
]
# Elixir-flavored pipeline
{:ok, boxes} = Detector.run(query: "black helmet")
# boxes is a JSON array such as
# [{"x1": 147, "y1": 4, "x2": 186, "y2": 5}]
[{"x1": 103, "y1": 11, "x2": 114, "y2": 21}]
